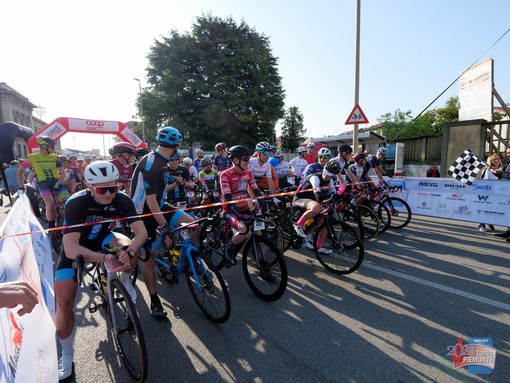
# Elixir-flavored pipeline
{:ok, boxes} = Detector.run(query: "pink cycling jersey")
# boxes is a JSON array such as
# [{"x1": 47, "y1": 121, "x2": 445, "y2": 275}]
[{"x1": 219, "y1": 167, "x2": 258, "y2": 212}]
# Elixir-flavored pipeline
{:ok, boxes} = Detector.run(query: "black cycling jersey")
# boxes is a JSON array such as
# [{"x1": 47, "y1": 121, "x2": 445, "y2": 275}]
[
  {"x1": 294, "y1": 173, "x2": 335, "y2": 203},
  {"x1": 63, "y1": 189, "x2": 141, "y2": 245},
  {"x1": 166, "y1": 165, "x2": 191, "y2": 204}
]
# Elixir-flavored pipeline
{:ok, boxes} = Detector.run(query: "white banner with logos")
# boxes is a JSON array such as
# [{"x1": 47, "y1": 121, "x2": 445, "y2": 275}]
[
  {"x1": 0, "y1": 194, "x2": 57, "y2": 382},
  {"x1": 385, "y1": 177, "x2": 510, "y2": 225}
]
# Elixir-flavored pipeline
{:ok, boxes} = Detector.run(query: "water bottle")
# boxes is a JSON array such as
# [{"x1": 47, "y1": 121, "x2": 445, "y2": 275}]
[
  {"x1": 303, "y1": 218, "x2": 314, "y2": 232},
  {"x1": 102, "y1": 274, "x2": 108, "y2": 293},
  {"x1": 170, "y1": 249, "x2": 179, "y2": 266}
]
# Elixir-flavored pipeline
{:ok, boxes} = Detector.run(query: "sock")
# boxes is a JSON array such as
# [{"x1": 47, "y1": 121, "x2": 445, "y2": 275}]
[
  {"x1": 306, "y1": 233, "x2": 312, "y2": 242},
  {"x1": 59, "y1": 330, "x2": 75, "y2": 356},
  {"x1": 48, "y1": 220, "x2": 56, "y2": 229},
  {"x1": 317, "y1": 237, "x2": 325, "y2": 248},
  {"x1": 296, "y1": 216, "x2": 307, "y2": 226},
  {"x1": 119, "y1": 272, "x2": 130, "y2": 284},
  {"x1": 150, "y1": 293, "x2": 160, "y2": 305}
]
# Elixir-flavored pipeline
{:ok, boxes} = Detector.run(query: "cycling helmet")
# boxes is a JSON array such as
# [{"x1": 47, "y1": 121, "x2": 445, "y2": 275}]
[
  {"x1": 255, "y1": 141, "x2": 272, "y2": 152},
  {"x1": 195, "y1": 148, "x2": 204, "y2": 156},
  {"x1": 275, "y1": 150, "x2": 284, "y2": 158},
  {"x1": 307, "y1": 142, "x2": 315, "y2": 149},
  {"x1": 58, "y1": 156, "x2": 68, "y2": 163},
  {"x1": 200, "y1": 156, "x2": 212, "y2": 166},
  {"x1": 108, "y1": 148, "x2": 115, "y2": 155},
  {"x1": 182, "y1": 157, "x2": 193, "y2": 165},
  {"x1": 111, "y1": 141, "x2": 136, "y2": 155},
  {"x1": 135, "y1": 148, "x2": 150, "y2": 159},
  {"x1": 297, "y1": 147, "x2": 307, "y2": 154},
  {"x1": 352, "y1": 152, "x2": 367, "y2": 162},
  {"x1": 323, "y1": 160, "x2": 341, "y2": 176},
  {"x1": 318, "y1": 147, "x2": 331, "y2": 157},
  {"x1": 377, "y1": 146, "x2": 388, "y2": 155},
  {"x1": 157, "y1": 126, "x2": 182, "y2": 148},
  {"x1": 84, "y1": 161, "x2": 119, "y2": 185},
  {"x1": 228, "y1": 145, "x2": 252, "y2": 159},
  {"x1": 215, "y1": 142, "x2": 227, "y2": 152},
  {"x1": 37, "y1": 136, "x2": 56, "y2": 147},
  {"x1": 338, "y1": 144, "x2": 353, "y2": 154}
]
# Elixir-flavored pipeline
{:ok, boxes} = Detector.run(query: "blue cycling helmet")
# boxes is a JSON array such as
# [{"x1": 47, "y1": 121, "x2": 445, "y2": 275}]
[{"x1": 157, "y1": 126, "x2": 182, "y2": 148}]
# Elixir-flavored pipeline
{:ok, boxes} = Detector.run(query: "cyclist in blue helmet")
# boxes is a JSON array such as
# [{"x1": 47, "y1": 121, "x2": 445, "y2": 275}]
[{"x1": 157, "y1": 126, "x2": 182, "y2": 149}]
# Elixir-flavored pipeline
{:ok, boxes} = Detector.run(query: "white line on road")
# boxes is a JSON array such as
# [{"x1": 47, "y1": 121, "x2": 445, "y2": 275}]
[{"x1": 365, "y1": 263, "x2": 510, "y2": 312}]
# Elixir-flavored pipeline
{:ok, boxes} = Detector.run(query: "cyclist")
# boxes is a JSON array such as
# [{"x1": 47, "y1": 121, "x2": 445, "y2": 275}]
[
  {"x1": 166, "y1": 154, "x2": 194, "y2": 210},
  {"x1": 193, "y1": 148, "x2": 205, "y2": 172},
  {"x1": 302, "y1": 147, "x2": 332, "y2": 179},
  {"x1": 131, "y1": 126, "x2": 197, "y2": 319},
  {"x1": 17, "y1": 136, "x2": 69, "y2": 229},
  {"x1": 289, "y1": 147, "x2": 308, "y2": 185},
  {"x1": 365, "y1": 146, "x2": 388, "y2": 185},
  {"x1": 59, "y1": 156, "x2": 77, "y2": 194},
  {"x1": 182, "y1": 157, "x2": 199, "y2": 185},
  {"x1": 109, "y1": 142, "x2": 136, "y2": 192},
  {"x1": 248, "y1": 142, "x2": 280, "y2": 205},
  {"x1": 292, "y1": 160, "x2": 342, "y2": 253},
  {"x1": 55, "y1": 161, "x2": 147, "y2": 380},
  {"x1": 304, "y1": 142, "x2": 317, "y2": 164},
  {"x1": 133, "y1": 148, "x2": 150, "y2": 173},
  {"x1": 334, "y1": 144, "x2": 359, "y2": 186},
  {"x1": 347, "y1": 152, "x2": 375, "y2": 203},
  {"x1": 274, "y1": 150, "x2": 293, "y2": 189},
  {"x1": 213, "y1": 142, "x2": 232, "y2": 173},
  {"x1": 198, "y1": 156, "x2": 219, "y2": 204},
  {"x1": 220, "y1": 145, "x2": 268, "y2": 266}
]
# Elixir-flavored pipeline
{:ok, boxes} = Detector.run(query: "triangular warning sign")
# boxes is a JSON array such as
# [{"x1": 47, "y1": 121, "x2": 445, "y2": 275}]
[{"x1": 345, "y1": 104, "x2": 369, "y2": 125}]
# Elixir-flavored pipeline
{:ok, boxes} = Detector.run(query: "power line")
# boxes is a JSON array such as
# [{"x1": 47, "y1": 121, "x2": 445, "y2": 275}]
[{"x1": 388, "y1": 26, "x2": 510, "y2": 144}]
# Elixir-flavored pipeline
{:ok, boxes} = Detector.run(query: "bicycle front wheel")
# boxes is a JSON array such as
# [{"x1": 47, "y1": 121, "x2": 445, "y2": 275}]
[
  {"x1": 369, "y1": 200, "x2": 391, "y2": 233},
  {"x1": 242, "y1": 235, "x2": 288, "y2": 302},
  {"x1": 199, "y1": 219, "x2": 227, "y2": 270},
  {"x1": 185, "y1": 250, "x2": 231, "y2": 323},
  {"x1": 383, "y1": 197, "x2": 412, "y2": 229},
  {"x1": 350, "y1": 204, "x2": 380, "y2": 240},
  {"x1": 108, "y1": 278, "x2": 147, "y2": 383},
  {"x1": 313, "y1": 220, "x2": 364, "y2": 275}
]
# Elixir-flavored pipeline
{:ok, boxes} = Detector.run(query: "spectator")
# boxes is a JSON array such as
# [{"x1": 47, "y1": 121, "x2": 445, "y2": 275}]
[
  {"x1": 0, "y1": 281, "x2": 38, "y2": 316},
  {"x1": 1, "y1": 160, "x2": 21, "y2": 193},
  {"x1": 477, "y1": 154, "x2": 501, "y2": 232},
  {"x1": 304, "y1": 143, "x2": 317, "y2": 165},
  {"x1": 494, "y1": 148, "x2": 510, "y2": 239}
]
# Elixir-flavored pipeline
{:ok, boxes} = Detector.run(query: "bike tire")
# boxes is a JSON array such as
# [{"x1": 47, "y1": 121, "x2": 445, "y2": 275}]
[
  {"x1": 350, "y1": 205, "x2": 380, "y2": 240},
  {"x1": 108, "y1": 278, "x2": 148, "y2": 383},
  {"x1": 313, "y1": 220, "x2": 364, "y2": 275},
  {"x1": 184, "y1": 250, "x2": 231, "y2": 323},
  {"x1": 369, "y1": 200, "x2": 391, "y2": 233},
  {"x1": 242, "y1": 234, "x2": 288, "y2": 302},
  {"x1": 280, "y1": 211, "x2": 301, "y2": 252},
  {"x1": 199, "y1": 219, "x2": 227, "y2": 270},
  {"x1": 264, "y1": 221, "x2": 285, "y2": 254},
  {"x1": 383, "y1": 197, "x2": 412, "y2": 229}
]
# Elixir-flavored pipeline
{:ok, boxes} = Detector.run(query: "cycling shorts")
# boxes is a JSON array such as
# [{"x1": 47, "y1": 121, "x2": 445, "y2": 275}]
[
  {"x1": 224, "y1": 209, "x2": 251, "y2": 231},
  {"x1": 143, "y1": 202, "x2": 187, "y2": 243},
  {"x1": 292, "y1": 198, "x2": 315, "y2": 211},
  {"x1": 55, "y1": 231, "x2": 122, "y2": 282},
  {"x1": 39, "y1": 179, "x2": 70, "y2": 201}
]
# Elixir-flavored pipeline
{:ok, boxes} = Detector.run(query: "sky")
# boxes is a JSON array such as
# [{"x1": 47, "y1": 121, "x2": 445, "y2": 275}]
[{"x1": 2, "y1": 0, "x2": 510, "y2": 155}]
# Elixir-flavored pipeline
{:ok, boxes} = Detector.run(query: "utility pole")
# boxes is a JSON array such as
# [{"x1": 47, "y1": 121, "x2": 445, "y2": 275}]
[
  {"x1": 353, "y1": 0, "x2": 361, "y2": 152},
  {"x1": 134, "y1": 78, "x2": 146, "y2": 144}
]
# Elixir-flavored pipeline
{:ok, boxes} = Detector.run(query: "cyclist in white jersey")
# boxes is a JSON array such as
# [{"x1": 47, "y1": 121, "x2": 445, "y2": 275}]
[
  {"x1": 248, "y1": 141, "x2": 280, "y2": 204},
  {"x1": 289, "y1": 147, "x2": 308, "y2": 185}
]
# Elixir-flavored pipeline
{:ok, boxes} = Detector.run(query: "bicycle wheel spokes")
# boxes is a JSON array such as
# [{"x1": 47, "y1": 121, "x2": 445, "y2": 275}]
[
  {"x1": 314, "y1": 222, "x2": 364, "y2": 275},
  {"x1": 185, "y1": 250, "x2": 231, "y2": 323},
  {"x1": 352, "y1": 205, "x2": 380, "y2": 239},
  {"x1": 199, "y1": 221, "x2": 227, "y2": 269},
  {"x1": 109, "y1": 279, "x2": 147, "y2": 383},
  {"x1": 370, "y1": 201, "x2": 391, "y2": 233},
  {"x1": 242, "y1": 235, "x2": 288, "y2": 302}
]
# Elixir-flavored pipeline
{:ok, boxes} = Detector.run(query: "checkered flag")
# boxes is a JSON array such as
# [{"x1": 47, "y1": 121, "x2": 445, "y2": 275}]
[{"x1": 447, "y1": 149, "x2": 486, "y2": 185}]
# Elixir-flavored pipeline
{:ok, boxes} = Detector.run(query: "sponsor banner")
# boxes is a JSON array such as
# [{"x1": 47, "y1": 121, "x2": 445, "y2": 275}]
[
  {"x1": 68, "y1": 118, "x2": 120, "y2": 133},
  {"x1": 38, "y1": 121, "x2": 68, "y2": 141},
  {"x1": 120, "y1": 126, "x2": 144, "y2": 147},
  {"x1": 388, "y1": 177, "x2": 510, "y2": 224},
  {"x1": 0, "y1": 194, "x2": 57, "y2": 382}
]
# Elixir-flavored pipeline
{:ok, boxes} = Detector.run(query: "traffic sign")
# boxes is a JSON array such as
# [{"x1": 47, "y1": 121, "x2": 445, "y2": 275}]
[{"x1": 345, "y1": 104, "x2": 369, "y2": 125}]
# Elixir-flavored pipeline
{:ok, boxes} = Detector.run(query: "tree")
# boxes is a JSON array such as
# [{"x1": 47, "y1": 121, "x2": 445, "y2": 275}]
[
  {"x1": 280, "y1": 106, "x2": 305, "y2": 151},
  {"x1": 143, "y1": 14, "x2": 285, "y2": 149}
]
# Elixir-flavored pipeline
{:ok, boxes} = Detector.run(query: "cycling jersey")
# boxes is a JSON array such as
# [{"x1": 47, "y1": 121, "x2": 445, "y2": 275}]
[
  {"x1": 187, "y1": 165, "x2": 199, "y2": 181},
  {"x1": 248, "y1": 158, "x2": 279, "y2": 190},
  {"x1": 365, "y1": 154, "x2": 381, "y2": 170},
  {"x1": 275, "y1": 160, "x2": 290, "y2": 178},
  {"x1": 199, "y1": 168, "x2": 219, "y2": 191},
  {"x1": 348, "y1": 163, "x2": 369, "y2": 182},
  {"x1": 193, "y1": 158, "x2": 203, "y2": 173},
  {"x1": 109, "y1": 158, "x2": 133, "y2": 184},
  {"x1": 166, "y1": 165, "x2": 191, "y2": 205},
  {"x1": 289, "y1": 157, "x2": 308, "y2": 178},
  {"x1": 219, "y1": 167, "x2": 258, "y2": 212},
  {"x1": 331, "y1": 157, "x2": 350, "y2": 174},
  {"x1": 213, "y1": 155, "x2": 232, "y2": 173},
  {"x1": 62, "y1": 168, "x2": 75, "y2": 187},
  {"x1": 294, "y1": 173, "x2": 335, "y2": 202},
  {"x1": 23, "y1": 153, "x2": 61, "y2": 181},
  {"x1": 303, "y1": 162, "x2": 323, "y2": 179},
  {"x1": 304, "y1": 152, "x2": 317, "y2": 165}
]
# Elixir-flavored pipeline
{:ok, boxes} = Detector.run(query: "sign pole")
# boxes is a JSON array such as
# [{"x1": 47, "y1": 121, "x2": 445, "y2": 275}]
[{"x1": 353, "y1": 0, "x2": 361, "y2": 152}]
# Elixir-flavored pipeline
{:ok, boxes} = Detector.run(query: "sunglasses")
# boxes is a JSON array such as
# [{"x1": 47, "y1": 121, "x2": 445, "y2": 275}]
[
  {"x1": 319, "y1": 155, "x2": 330, "y2": 160},
  {"x1": 241, "y1": 156, "x2": 250, "y2": 162},
  {"x1": 260, "y1": 151, "x2": 270, "y2": 156},
  {"x1": 93, "y1": 185, "x2": 119, "y2": 194},
  {"x1": 379, "y1": 153, "x2": 386, "y2": 158}
]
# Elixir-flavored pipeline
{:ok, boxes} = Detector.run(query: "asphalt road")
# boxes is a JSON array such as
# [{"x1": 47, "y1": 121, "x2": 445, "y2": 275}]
[
  {"x1": 62, "y1": 214, "x2": 509, "y2": 383},
  {"x1": 2, "y1": 200, "x2": 508, "y2": 382}
]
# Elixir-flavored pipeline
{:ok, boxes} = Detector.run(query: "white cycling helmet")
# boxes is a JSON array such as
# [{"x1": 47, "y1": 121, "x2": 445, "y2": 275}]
[
  {"x1": 378, "y1": 146, "x2": 388, "y2": 155},
  {"x1": 182, "y1": 157, "x2": 193, "y2": 165},
  {"x1": 84, "y1": 161, "x2": 119, "y2": 185},
  {"x1": 297, "y1": 147, "x2": 307, "y2": 153},
  {"x1": 318, "y1": 147, "x2": 331, "y2": 157}
]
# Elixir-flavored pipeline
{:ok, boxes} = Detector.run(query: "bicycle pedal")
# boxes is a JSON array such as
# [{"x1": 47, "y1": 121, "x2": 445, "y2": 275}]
[{"x1": 89, "y1": 302, "x2": 98, "y2": 313}]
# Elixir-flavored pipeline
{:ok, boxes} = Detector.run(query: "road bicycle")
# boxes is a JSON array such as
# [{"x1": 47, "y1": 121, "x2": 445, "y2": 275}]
[
  {"x1": 73, "y1": 249, "x2": 147, "y2": 382},
  {"x1": 200, "y1": 212, "x2": 288, "y2": 302},
  {"x1": 336, "y1": 187, "x2": 380, "y2": 240},
  {"x1": 154, "y1": 218, "x2": 231, "y2": 323},
  {"x1": 374, "y1": 185, "x2": 412, "y2": 229}
]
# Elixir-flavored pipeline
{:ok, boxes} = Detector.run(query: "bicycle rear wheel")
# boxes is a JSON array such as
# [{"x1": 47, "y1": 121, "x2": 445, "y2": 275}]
[
  {"x1": 350, "y1": 204, "x2": 380, "y2": 240},
  {"x1": 383, "y1": 197, "x2": 412, "y2": 229},
  {"x1": 242, "y1": 235, "x2": 288, "y2": 302},
  {"x1": 313, "y1": 221, "x2": 364, "y2": 275},
  {"x1": 199, "y1": 219, "x2": 227, "y2": 270},
  {"x1": 185, "y1": 250, "x2": 231, "y2": 323},
  {"x1": 264, "y1": 221, "x2": 284, "y2": 254},
  {"x1": 108, "y1": 278, "x2": 147, "y2": 383},
  {"x1": 369, "y1": 200, "x2": 391, "y2": 233}
]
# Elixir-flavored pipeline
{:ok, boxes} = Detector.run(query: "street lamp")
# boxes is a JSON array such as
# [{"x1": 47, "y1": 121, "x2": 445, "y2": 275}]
[{"x1": 133, "y1": 78, "x2": 146, "y2": 144}]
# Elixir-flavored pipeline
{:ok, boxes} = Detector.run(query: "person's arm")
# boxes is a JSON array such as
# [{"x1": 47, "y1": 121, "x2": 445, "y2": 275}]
[
  {"x1": 0, "y1": 281, "x2": 38, "y2": 316},
  {"x1": 17, "y1": 162, "x2": 29, "y2": 187},
  {"x1": 126, "y1": 220, "x2": 148, "y2": 254},
  {"x1": 146, "y1": 194, "x2": 168, "y2": 227},
  {"x1": 372, "y1": 167, "x2": 385, "y2": 183},
  {"x1": 377, "y1": 165, "x2": 387, "y2": 176},
  {"x1": 56, "y1": 166, "x2": 66, "y2": 185}
]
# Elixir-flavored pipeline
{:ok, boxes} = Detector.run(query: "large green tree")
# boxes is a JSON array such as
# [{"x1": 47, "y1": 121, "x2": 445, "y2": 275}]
[
  {"x1": 280, "y1": 106, "x2": 305, "y2": 151},
  {"x1": 142, "y1": 14, "x2": 285, "y2": 149}
]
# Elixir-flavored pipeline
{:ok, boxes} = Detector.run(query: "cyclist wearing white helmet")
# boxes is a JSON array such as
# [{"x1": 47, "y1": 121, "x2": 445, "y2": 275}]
[
  {"x1": 365, "y1": 146, "x2": 388, "y2": 184},
  {"x1": 302, "y1": 147, "x2": 331, "y2": 179},
  {"x1": 248, "y1": 142, "x2": 280, "y2": 204},
  {"x1": 289, "y1": 146, "x2": 308, "y2": 185},
  {"x1": 55, "y1": 161, "x2": 147, "y2": 380},
  {"x1": 193, "y1": 148, "x2": 205, "y2": 172}
]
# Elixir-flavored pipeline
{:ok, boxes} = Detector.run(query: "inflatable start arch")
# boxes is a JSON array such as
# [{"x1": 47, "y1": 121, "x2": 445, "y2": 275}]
[{"x1": 27, "y1": 117, "x2": 147, "y2": 153}]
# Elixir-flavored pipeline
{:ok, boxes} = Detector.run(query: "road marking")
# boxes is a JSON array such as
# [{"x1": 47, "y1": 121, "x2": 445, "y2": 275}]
[{"x1": 365, "y1": 263, "x2": 510, "y2": 312}]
